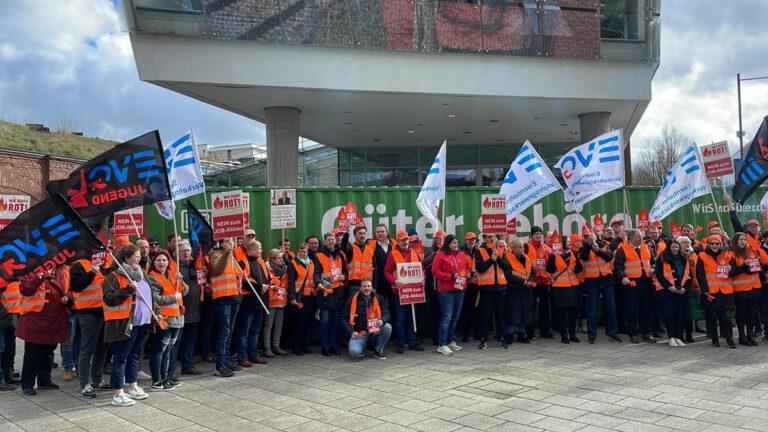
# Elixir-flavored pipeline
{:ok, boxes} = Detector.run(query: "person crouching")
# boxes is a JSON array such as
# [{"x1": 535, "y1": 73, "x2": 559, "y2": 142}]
[{"x1": 342, "y1": 279, "x2": 391, "y2": 360}]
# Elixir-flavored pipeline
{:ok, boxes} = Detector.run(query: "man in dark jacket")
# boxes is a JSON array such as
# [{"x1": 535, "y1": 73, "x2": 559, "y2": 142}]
[
  {"x1": 342, "y1": 279, "x2": 392, "y2": 359},
  {"x1": 178, "y1": 240, "x2": 204, "y2": 375},
  {"x1": 316, "y1": 234, "x2": 348, "y2": 356},
  {"x1": 579, "y1": 230, "x2": 621, "y2": 344},
  {"x1": 614, "y1": 229, "x2": 656, "y2": 344},
  {"x1": 236, "y1": 239, "x2": 270, "y2": 365},
  {"x1": 474, "y1": 234, "x2": 511, "y2": 349}
]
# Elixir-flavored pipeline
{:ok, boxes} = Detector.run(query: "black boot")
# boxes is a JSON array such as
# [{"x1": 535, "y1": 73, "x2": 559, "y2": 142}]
[
  {"x1": 711, "y1": 337, "x2": 720, "y2": 347},
  {"x1": 684, "y1": 331, "x2": 695, "y2": 343},
  {"x1": 517, "y1": 333, "x2": 530, "y2": 344},
  {"x1": 739, "y1": 335, "x2": 750, "y2": 346},
  {"x1": 560, "y1": 333, "x2": 570, "y2": 344},
  {"x1": 569, "y1": 334, "x2": 581, "y2": 343},
  {"x1": 726, "y1": 338, "x2": 737, "y2": 349}
]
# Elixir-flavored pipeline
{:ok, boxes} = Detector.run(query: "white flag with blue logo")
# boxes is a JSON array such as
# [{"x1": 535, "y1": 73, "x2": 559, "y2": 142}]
[
  {"x1": 564, "y1": 187, "x2": 610, "y2": 212},
  {"x1": 416, "y1": 141, "x2": 446, "y2": 227},
  {"x1": 500, "y1": 141, "x2": 560, "y2": 220},
  {"x1": 649, "y1": 144, "x2": 711, "y2": 221},
  {"x1": 163, "y1": 130, "x2": 205, "y2": 201},
  {"x1": 155, "y1": 199, "x2": 176, "y2": 221},
  {"x1": 556, "y1": 129, "x2": 625, "y2": 196}
]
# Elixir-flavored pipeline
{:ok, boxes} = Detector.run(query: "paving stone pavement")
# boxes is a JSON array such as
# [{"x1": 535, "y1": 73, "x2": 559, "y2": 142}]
[{"x1": 3, "y1": 334, "x2": 768, "y2": 431}]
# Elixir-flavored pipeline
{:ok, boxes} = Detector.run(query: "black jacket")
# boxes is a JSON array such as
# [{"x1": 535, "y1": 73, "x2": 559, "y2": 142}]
[
  {"x1": 287, "y1": 257, "x2": 322, "y2": 308},
  {"x1": 69, "y1": 260, "x2": 112, "y2": 315},
  {"x1": 316, "y1": 246, "x2": 348, "y2": 310},
  {"x1": 474, "y1": 244, "x2": 511, "y2": 291}
]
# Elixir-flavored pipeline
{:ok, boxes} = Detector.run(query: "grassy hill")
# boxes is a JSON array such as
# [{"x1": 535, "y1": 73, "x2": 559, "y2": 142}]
[{"x1": 0, "y1": 120, "x2": 118, "y2": 159}]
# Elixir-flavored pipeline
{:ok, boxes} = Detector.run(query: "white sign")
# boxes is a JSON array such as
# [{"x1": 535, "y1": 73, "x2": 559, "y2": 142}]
[
  {"x1": 416, "y1": 141, "x2": 446, "y2": 228},
  {"x1": 650, "y1": 145, "x2": 711, "y2": 221},
  {"x1": 163, "y1": 130, "x2": 205, "y2": 201},
  {"x1": 270, "y1": 189, "x2": 296, "y2": 229},
  {"x1": 499, "y1": 141, "x2": 560, "y2": 220},
  {"x1": 481, "y1": 194, "x2": 507, "y2": 235},
  {"x1": 212, "y1": 190, "x2": 245, "y2": 239},
  {"x1": 557, "y1": 129, "x2": 625, "y2": 195},
  {"x1": 396, "y1": 262, "x2": 426, "y2": 305},
  {"x1": 0, "y1": 195, "x2": 31, "y2": 229},
  {"x1": 700, "y1": 141, "x2": 734, "y2": 179}
]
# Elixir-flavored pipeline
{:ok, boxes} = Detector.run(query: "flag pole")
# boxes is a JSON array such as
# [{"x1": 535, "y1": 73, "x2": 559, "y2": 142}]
[
  {"x1": 107, "y1": 251, "x2": 162, "y2": 324},
  {"x1": 229, "y1": 254, "x2": 270, "y2": 315},
  {"x1": 172, "y1": 205, "x2": 182, "y2": 288},
  {"x1": 709, "y1": 181, "x2": 724, "y2": 228},
  {"x1": 126, "y1": 210, "x2": 142, "y2": 238},
  {"x1": 411, "y1": 304, "x2": 418, "y2": 333},
  {"x1": 622, "y1": 188, "x2": 632, "y2": 228}
]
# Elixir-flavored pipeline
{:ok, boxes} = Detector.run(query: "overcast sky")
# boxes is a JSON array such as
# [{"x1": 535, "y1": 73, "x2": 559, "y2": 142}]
[{"x1": 0, "y1": 0, "x2": 766, "y2": 158}]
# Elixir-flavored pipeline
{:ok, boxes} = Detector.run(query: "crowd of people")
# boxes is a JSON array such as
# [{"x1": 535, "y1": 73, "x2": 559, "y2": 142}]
[{"x1": 0, "y1": 192, "x2": 766, "y2": 407}]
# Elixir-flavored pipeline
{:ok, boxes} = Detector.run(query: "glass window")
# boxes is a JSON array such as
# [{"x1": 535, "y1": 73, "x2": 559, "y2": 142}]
[
  {"x1": 478, "y1": 144, "x2": 521, "y2": 165},
  {"x1": 366, "y1": 169, "x2": 419, "y2": 187},
  {"x1": 601, "y1": 0, "x2": 640, "y2": 40},
  {"x1": 338, "y1": 149, "x2": 365, "y2": 169},
  {"x1": 365, "y1": 147, "x2": 418, "y2": 168},
  {"x1": 536, "y1": 142, "x2": 576, "y2": 168},
  {"x1": 422, "y1": 168, "x2": 476, "y2": 187},
  {"x1": 447, "y1": 145, "x2": 478, "y2": 166},
  {"x1": 419, "y1": 146, "x2": 439, "y2": 166},
  {"x1": 481, "y1": 167, "x2": 506, "y2": 187}
]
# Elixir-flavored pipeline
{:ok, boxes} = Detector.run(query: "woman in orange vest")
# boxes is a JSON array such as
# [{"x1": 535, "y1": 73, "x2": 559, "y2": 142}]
[
  {"x1": 503, "y1": 238, "x2": 536, "y2": 346},
  {"x1": 731, "y1": 232, "x2": 762, "y2": 346},
  {"x1": 288, "y1": 242, "x2": 321, "y2": 356},
  {"x1": 676, "y1": 236, "x2": 699, "y2": 343},
  {"x1": 695, "y1": 235, "x2": 737, "y2": 348},
  {"x1": 546, "y1": 235, "x2": 582, "y2": 344},
  {"x1": 103, "y1": 244, "x2": 153, "y2": 406},
  {"x1": 0, "y1": 281, "x2": 20, "y2": 391},
  {"x1": 654, "y1": 238, "x2": 692, "y2": 347},
  {"x1": 16, "y1": 266, "x2": 71, "y2": 396},
  {"x1": 316, "y1": 233, "x2": 348, "y2": 356},
  {"x1": 263, "y1": 248, "x2": 289, "y2": 356},
  {"x1": 147, "y1": 251, "x2": 188, "y2": 391}
]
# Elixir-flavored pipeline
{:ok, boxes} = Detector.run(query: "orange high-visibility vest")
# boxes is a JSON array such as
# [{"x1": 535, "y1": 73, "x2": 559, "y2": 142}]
[
  {"x1": 698, "y1": 252, "x2": 734, "y2": 295},
  {"x1": 317, "y1": 252, "x2": 344, "y2": 289},
  {"x1": 348, "y1": 241, "x2": 376, "y2": 281},
  {"x1": 267, "y1": 264, "x2": 288, "y2": 308},
  {"x1": 462, "y1": 249, "x2": 478, "y2": 285},
  {"x1": 508, "y1": 253, "x2": 532, "y2": 283},
  {"x1": 292, "y1": 257, "x2": 316, "y2": 296},
  {"x1": 621, "y1": 242, "x2": 652, "y2": 279},
  {"x1": 209, "y1": 253, "x2": 241, "y2": 300},
  {"x1": 1, "y1": 282, "x2": 22, "y2": 314},
  {"x1": 526, "y1": 242, "x2": 551, "y2": 284},
  {"x1": 551, "y1": 255, "x2": 578, "y2": 288},
  {"x1": 581, "y1": 248, "x2": 613, "y2": 280},
  {"x1": 655, "y1": 240, "x2": 667, "y2": 258},
  {"x1": 149, "y1": 271, "x2": 181, "y2": 317},
  {"x1": 103, "y1": 272, "x2": 135, "y2": 321},
  {"x1": 73, "y1": 260, "x2": 106, "y2": 310},
  {"x1": 19, "y1": 281, "x2": 48, "y2": 314},
  {"x1": 688, "y1": 253, "x2": 700, "y2": 292},
  {"x1": 654, "y1": 260, "x2": 690, "y2": 292},
  {"x1": 477, "y1": 247, "x2": 507, "y2": 286},
  {"x1": 733, "y1": 251, "x2": 761, "y2": 293}
]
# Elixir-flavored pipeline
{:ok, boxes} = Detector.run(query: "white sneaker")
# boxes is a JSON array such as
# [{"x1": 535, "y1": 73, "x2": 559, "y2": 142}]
[
  {"x1": 674, "y1": 338, "x2": 686, "y2": 347},
  {"x1": 437, "y1": 345, "x2": 453, "y2": 355},
  {"x1": 136, "y1": 371, "x2": 152, "y2": 381},
  {"x1": 111, "y1": 394, "x2": 136, "y2": 407},
  {"x1": 448, "y1": 342, "x2": 463, "y2": 351},
  {"x1": 668, "y1": 338, "x2": 678, "y2": 347},
  {"x1": 126, "y1": 386, "x2": 148, "y2": 400}
]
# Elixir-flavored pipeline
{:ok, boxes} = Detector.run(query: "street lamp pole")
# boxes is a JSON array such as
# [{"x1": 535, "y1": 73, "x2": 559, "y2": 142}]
[{"x1": 737, "y1": 73, "x2": 768, "y2": 160}]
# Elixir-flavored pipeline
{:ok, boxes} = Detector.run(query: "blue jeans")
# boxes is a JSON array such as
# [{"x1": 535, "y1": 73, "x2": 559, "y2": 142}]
[
  {"x1": 60, "y1": 313, "x2": 80, "y2": 372},
  {"x1": 587, "y1": 281, "x2": 618, "y2": 339},
  {"x1": 215, "y1": 303, "x2": 239, "y2": 368},
  {"x1": 110, "y1": 324, "x2": 147, "y2": 389},
  {"x1": 348, "y1": 323, "x2": 392, "y2": 357},
  {"x1": 200, "y1": 301, "x2": 214, "y2": 359},
  {"x1": 237, "y1": 305, "x2": 265, "y2": 361},
  {"x1": 167, "y1": 327, "x2": 183, "y2": 380},
  {"x1": 150, "y1": 327, "x2": 181, "y2": 383},
  {"x1": 179, "y1": 322, "x2": 199, "y2": 371},
  {"x1": 319, "y1": 309, "x2": 339, "y2": 349},
  {"x1": 394, "y1": 296, "x2": 417, "y2": 347},
  {"x1": 438, "y1": 291, "x2": 465, "y2": 346}
]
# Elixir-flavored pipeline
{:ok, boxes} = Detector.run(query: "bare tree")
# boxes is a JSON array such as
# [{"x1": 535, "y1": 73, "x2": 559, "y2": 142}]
[{"x1": 632, "y1": 126, "x2": 695, "y2": 186}]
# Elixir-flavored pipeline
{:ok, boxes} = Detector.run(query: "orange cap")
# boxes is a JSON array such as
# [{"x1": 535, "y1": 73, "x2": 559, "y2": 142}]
[
  {"x1": 652, "y1": 221, "x2": 663, "y2": 229},
  {"x1": 464, "y1": 232, "x2": 477, "y2": 240},
  {"x1": 570, "y1": 234, "x2": 582, "y2": 243},
  {"x1": 112, "y1": 236, "x2": 132, "y2": 248},
  {"x1": 708, "y1": 220, "x2": 720, "y2": 230},
  {"x1": 396, "y1": 230, "x2": 409, "y2": 241},
  {"x1": 434, "y1": 230, "x2": 447, "y2": 239}
]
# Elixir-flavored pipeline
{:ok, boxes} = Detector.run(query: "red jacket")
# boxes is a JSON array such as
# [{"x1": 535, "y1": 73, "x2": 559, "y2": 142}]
[
  {"x1": 432, "y1": 250, "x2": 472, "y2": 293},
  {"x1": 384, "y1": 245, "x2": 423, "y2": 294},
  {"x1": 17, "y1": 272, "x2": 71, "y2": 345}
]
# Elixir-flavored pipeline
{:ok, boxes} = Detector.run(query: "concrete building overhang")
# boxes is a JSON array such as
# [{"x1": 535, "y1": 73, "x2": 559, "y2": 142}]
[{"x1": 130, "y1": 33, "x2": 655, "y2": 147}]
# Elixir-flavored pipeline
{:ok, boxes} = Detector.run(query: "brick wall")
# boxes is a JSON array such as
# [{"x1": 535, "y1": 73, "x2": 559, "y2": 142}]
[{"x1": 0, "y1": 149, "x2": 83, "y2": 203}]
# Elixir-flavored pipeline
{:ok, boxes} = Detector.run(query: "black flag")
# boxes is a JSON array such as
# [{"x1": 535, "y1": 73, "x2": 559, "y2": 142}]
[
  {"x1": 733, "y1": 116, "x2": 768, "y2": 204},
  {"x1": 187, "y1": 199, "x2": 214, "y2": 258},
  {"x1": 0, "y1": 194, "x2": 104, "y2": 289},
  {"x1": 46, "y1": 131, "x2": 171, "y2": 225}
]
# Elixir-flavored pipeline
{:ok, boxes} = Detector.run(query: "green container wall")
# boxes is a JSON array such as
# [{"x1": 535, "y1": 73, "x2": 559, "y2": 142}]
[{"x1": 141, "y1": 186, "x2": 765, "y2": 250}]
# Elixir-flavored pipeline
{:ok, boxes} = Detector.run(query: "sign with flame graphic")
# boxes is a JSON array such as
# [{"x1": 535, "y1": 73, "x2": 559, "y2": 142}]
[
  {"x1": 592, "y1": 213, "x2": 605, "y2": 235},
  {"x1": 211, "y1": 190, "x2": 244, "y2": 239},
  {"x1": 481, "y1": 194, "x2": 506, "y2": 235},
  {"x1": 337, "y1": 201, "x2": 364, "y2": 231},
  {"x1": 0, "y1": 195, "x2": 31, "y2": 230},
  {"x1": 700, "y1": 141, "x2": 734, "y2": 179},
  {"x1": 549, "y1": 231, "x2": 563, "y2": 254},
  {"x1": 670, "y1": 221, "x2": 681, "y2": 239},
  {"x1": 395, "y1": 262, "x2": 425, "y2": 305},
  {"x1": 637, "y1": 208, "x2": 650, "y2": 234}
]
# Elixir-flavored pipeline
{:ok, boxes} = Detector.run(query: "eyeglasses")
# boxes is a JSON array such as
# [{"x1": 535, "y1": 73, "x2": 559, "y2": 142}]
[
  {"x1": 709, "y1": 242, "x2": 721, "y2": 246},
  {"x1": 149, "y1": 242, "x2": 159, "y2": 246}
]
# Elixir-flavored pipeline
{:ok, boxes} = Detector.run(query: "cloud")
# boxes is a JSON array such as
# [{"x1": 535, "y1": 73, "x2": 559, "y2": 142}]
[
  {"x1": 0, "y1": 0, "x2": 263, "y2": 146},
  {"x1": 633, "y1": 0, "x2": 768, "y2": 159}
]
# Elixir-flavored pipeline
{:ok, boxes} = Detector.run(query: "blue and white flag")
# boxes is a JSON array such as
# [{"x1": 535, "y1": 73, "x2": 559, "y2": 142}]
[
  {"x1": 163, "y1": 130, "x2": 205, "y2": 201},
  {"x1": 155, "y1": 199, "x2": 176, "y2": 221},
  {"x1": 564, "y1": 188, "x2": 610, "y2": 212},
  {"x1": 500, "y1": 141, "x2": 560, "y2": 220},
  {"x1": 416, "y1": 141, "x2": 446, "y2": 227},
  {"x1": 556, "y1": 129, "x2": 625, "y2": 196},
  {"x1": 649, "y1": 145, "x2": 711, "y2": 221}
]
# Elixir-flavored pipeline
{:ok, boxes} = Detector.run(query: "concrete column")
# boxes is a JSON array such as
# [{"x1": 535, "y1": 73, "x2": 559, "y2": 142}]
[{"x1": 265, "y1": 106, "x2": 300, "y2": 187}]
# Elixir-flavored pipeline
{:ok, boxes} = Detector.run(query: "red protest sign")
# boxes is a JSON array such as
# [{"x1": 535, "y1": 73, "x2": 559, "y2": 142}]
[
  {"x1": 700, "y1": 141, "x2": 733, "y2": 179},
  {"x1": 481, "y1": 194, "x2": 507, "y2": 235},
  {"x1": 212, "y1": 190, "x2": 244, "y2": 240},
  {"x1": 506, "y1": 217, "x2": 517, "y2": 235},
  {"x1": 0, "y1": 195, "x2": 31, "y2": 230},
  {"x1": 637, "y1": 208, "x2": 649, "y2": 233},
  {"x1": 592, "y1": 213, "x2": 605, "y2": 235},
  {"x1": 670, "y1": 221, "x2": 681, "y2": 239},
  {"x1": 396, "y1": 262, "x2": 426, "y2": 305},
  {"x1": 113, "y1": 207, "x2": 144, "y2": 236}
]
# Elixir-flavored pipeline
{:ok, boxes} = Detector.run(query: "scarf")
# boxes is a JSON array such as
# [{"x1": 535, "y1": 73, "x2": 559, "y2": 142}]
[
  {"x1": 529, "y1": 239, "x2": 541, "y2": 249},
  {"x1": 348, "y1": 291, "x2": 381, "y2": 326},
  {"x1": 270, "y1": 260, "x2": 287, "y2": 278},
  {"x1": 120, "y1": 263, "x2": 144, "y2": 282},
  {"x1": 296, "y1": 256, "x2": 310, "y2": 267}
]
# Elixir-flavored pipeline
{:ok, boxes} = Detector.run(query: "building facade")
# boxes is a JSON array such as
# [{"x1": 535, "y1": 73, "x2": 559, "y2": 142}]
[{"x1": 122, "y1": 0, "x2": 660, "y2": 187}]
